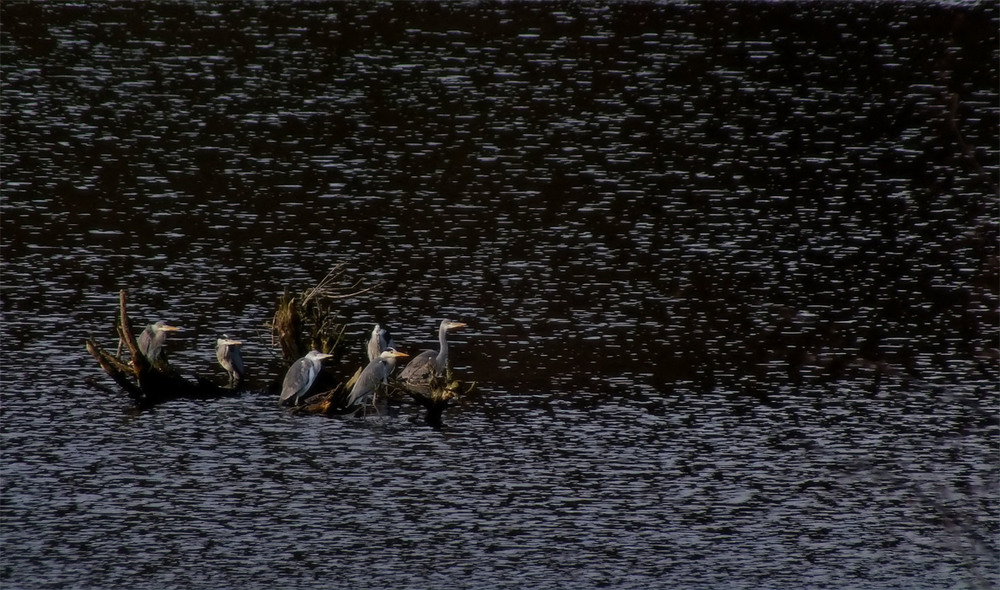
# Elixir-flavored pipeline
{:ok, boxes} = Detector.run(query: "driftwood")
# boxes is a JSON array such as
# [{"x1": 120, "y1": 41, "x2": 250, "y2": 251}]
[
  {"x1": 267, "y1": 264, "x2": 381, "y2": 363},
  {"x1": 288, "y1": 365, "x2": 474, "y2": 428},
  {"x1": 85, "y1": 290, "x2": 236, "y2": 408},
  {"x1": 394, "y1": 374, "x2": 475, "y2": 428}
]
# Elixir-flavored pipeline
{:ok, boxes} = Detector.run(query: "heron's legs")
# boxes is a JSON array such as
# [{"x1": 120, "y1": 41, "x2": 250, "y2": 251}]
[
  {"x1": 371, "y1": 386, "x2": 383, "y2": 418},
  {"x1": 360, "y1": 398, "x2": 382, "y2": 419}
]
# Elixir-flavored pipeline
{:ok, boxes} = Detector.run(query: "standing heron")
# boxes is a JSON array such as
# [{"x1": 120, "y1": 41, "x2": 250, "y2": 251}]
[
  {"x1": 137, "y1": 321, "x2": 180, "y2": 365},
  {"x1": 345, "y1": 348, "x2": 409, "y2": 408},
  {"x1": 366, "y1": 323, "x2": 395, "y2": 362},
  {"x1": 279, "y1": 350, "x2": 333, "y2": 406},
  {"x1": 399, "y1": 320, "x2": 467, "y2": 384},
  {"x1": 215, "y1": 336, "x2": 245, "y2": 387}
]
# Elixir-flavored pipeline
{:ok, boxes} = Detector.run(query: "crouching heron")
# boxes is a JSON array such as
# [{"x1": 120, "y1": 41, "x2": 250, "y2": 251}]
[{"x1": 137, "y1": 321, "x2": 181, "y2": 365}]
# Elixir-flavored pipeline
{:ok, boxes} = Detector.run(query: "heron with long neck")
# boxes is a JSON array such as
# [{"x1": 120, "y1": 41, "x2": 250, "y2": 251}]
[{"x1": 399, "y1": 320, "x2": 467, "y2": 384}]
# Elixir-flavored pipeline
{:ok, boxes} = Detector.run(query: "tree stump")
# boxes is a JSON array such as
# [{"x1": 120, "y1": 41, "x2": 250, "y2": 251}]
[{"x1": 85, "y1": 290, "x2": 236, "y2": 408}]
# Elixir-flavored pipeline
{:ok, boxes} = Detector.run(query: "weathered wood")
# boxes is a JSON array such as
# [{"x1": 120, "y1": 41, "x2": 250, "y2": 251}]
[
  {"x1": 268, "y1": 264, "x2": 373, "y2": 364},
  {"x1": 271, "y1": 291, "x2": 306, "y2": 362},
  {"x1": 86, "y1": 338, "x2": 144, "y2": 401},
  {"x1": 87, "y1": 289, "x2": 237, "y2": 408},
  {"x1": 291, "y1": 383, "x2": 355, "y2": 416},
  {"x1": 116, "y1": 289, "x2": 144, "y2": 372},
  {"x1": 270, "y1": 288, "x2": 348, "y2": 363},
  {"x1": 394, "y1": 372, "x2": 474, "y2": 428}
]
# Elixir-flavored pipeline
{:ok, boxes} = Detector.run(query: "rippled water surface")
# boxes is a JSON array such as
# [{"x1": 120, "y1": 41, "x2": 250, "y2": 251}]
[{"x1": 2, "y1": 2, "x2": 998, "y2": 589}]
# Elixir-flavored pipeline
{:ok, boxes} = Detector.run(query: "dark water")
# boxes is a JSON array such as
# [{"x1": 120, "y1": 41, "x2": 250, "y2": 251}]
[{"x1": 2, "y1": 2, "x2": 998, "y2": 589}]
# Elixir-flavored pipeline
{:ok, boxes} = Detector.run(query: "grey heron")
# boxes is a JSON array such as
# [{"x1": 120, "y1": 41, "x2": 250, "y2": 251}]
[
  {"x1": 137, "y1": 321, "x2": 180, "y2": 365},
  {"x1": 216, "y1": 336, "x2": 245, "y2": 386},
  {"x1": 279, "y1": 350, "x2": 333, "y2": 406},
  {"x1": 399, "y1": 320, "x2": 467, "y2": 384},
  {"x1": 345, "y1": 348, "x2": 409, "y2": 408},
  {"x1": 366, "y1": 323, "x2": 395, "y2": 362}
]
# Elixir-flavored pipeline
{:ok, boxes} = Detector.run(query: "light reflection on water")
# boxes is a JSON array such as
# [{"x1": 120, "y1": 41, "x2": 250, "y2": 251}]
[{"x1": 2, "y1": 2, "x2": 998, "y2": 589}]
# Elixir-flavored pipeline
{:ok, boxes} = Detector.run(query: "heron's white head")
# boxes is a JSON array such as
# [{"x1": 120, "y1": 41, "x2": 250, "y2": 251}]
[
  {"x1": 380, "y1": 348, "x2": 409, "y2": 359},
  {"x1": 440, "y1": 320, "x2": 467, "y2": 331}
]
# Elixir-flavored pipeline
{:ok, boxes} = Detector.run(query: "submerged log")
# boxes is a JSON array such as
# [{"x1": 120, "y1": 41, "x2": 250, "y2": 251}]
[
  {"x1": 289, "y1": 363, "x2": 473, "y2": 428},
  {"x1": 86, "y1": 290, "x2": 236, "y2": 408},
  {"x1": 394, "y1": 371, "x2": 475, "y2": 428},
  {"x1": 291, "y1": 383, "x2": 355, "y2": 416}
]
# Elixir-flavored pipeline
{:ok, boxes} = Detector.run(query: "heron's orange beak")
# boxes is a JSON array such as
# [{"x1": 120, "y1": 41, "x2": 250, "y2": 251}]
[
  {"x1": 448, "y1": 322, "x2": 467, "y2": 330},
  {"x1": 391, "y1": 351, "x2": 409, "y2": 358},
  {"x1": 219, "y1": 338, "x2": 242, "y2": 346},
  {"x1": 161, "y1": 325, "x2": 181, "y2": 332}
]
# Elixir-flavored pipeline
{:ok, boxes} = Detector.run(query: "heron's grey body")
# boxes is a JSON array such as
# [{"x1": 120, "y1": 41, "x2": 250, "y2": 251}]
[
  {"x1": 279, "y1": 350, "x2": 332, "y2": 406},
  {"x1": 216, "y1": 337, "x2": 245, "y2": 386},
  {"x1": 137, "y1": 321, "x2": 180, "y2": 364},
  {"x1": 366, "y1": 324, "x2": 395, "y2": 362},
  {"x1": 346, "y1": 348, "x2": 408, "y2": 407},
  {"x1": 399, "y1": 320, "x2": 466, "y2": 384}
]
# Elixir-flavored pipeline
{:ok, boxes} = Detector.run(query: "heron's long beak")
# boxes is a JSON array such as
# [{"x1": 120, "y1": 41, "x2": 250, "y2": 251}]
[
  {"x1": 448, "y1": 322, "x2": 467, "y2": 330},
  {"x1": 317, "y1": 353, "x2": 334, "y2": 360},
  {"x1": 161, "y1": 325, "x2": 181, "y2": 332},
  {"x1": 391, "y1": 351, "x2": 409, "y2": 358},
  {"x1": 219, "y1": 338, "x2": 242, "y2": 346}
]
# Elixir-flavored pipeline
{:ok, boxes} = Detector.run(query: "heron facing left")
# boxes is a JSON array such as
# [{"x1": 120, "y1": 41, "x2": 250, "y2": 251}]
[{"x1": 137, "y1": 321, "x2": 181, "y2": 365}]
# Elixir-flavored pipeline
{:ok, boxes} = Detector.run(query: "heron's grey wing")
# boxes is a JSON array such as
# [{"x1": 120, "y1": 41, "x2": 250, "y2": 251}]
[
  {"x1": 375, "y1": 357, "x2": 395, "y2": 382},
  {"x1": 230, "y1": 348, "x2": 245, "y2": 378},
  {"x1": 399, "y1": 350, "x2": 436, "y2": 382},
  {"x1": 279, "y1": 359, "x2": 314, "y2": 404},
  {"x1": 346, "y1": 359, "x2": 388, "y2": 407},
  {"x1": 346, "y1": 369, "x2": 373, "y2": 407},
  {"x1": 137, "y1": 326, "x2": 154, "y2": 358}
]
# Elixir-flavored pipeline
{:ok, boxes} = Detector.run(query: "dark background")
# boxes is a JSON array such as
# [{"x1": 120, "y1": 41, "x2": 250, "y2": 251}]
[{"x1": 2, "y1": 3, "x2": 997, "y2": 589}]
